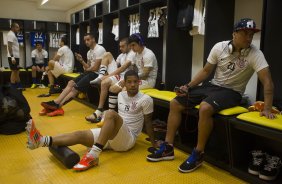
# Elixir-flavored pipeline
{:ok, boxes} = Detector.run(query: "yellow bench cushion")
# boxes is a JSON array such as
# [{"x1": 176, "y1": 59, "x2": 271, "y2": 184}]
[
  {"x1": 237, "y1": 112, "x2": 282, "y2": 130},
  {"x1": 63, "y1": 73, "x2": 80, "y2": 78},
  {"x1": 140, "y1": 88, "x2": 159, "y2": 94},
  {"x1": 146, "y1": 90, "x2": 177, "y2": 102},
  {"x1": 194, "y1": 105, "x2": 248, "y2": 116}
]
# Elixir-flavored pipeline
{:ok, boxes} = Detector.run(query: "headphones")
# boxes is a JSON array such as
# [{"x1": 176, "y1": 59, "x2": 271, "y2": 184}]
[
  {"x1": 228, "y1": 41, "x2": 251, "y2": 56},
  {"x1": 132, "y1": 33, "x2": 145, "y2": 46}
]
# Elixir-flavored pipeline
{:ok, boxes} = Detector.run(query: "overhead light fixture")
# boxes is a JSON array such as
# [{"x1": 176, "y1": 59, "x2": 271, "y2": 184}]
[{"x1": 41, "y1": 0, "x2": 49, "y2": 5}]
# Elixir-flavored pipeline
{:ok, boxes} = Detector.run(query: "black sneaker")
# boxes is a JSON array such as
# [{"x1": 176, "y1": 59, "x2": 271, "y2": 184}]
[
  {"x1": 178, "y1": 148, "x2": 204, "y2": 173},
  {"x1": 259, "y1": 154, "x2": 282, "y2": 181},
  {"x1": 41, "y1": 100, "x2": 59, "y2": 110},
  {"x1": 248, "y1": 150, "x2": 266, "y2": 175},
  {"x1": 146, "y1": 142, "x2": 174, "y2": 162},
  {"x1": 49, "y1": 85, "x2": 62, "y2": 94}
]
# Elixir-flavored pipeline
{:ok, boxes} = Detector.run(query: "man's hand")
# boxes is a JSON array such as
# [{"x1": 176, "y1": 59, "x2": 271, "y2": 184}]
[
  {"x1": 11, "y1": 57, "x2": 16, "y2": 64},
  {"x1": 175, "y1": 85, "x2": 189, "y2": 97},
  {"x1": 260, "y1": 109, "x2": 276, "y2": 119},
  {"x1": 75, "y1": 53, "x2": 83, "y2": 63}
]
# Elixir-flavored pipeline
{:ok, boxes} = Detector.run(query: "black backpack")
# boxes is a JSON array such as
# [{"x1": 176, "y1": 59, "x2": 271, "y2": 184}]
[{"x1": 0, "y1": 85, "x2": 31, "y2": 134}]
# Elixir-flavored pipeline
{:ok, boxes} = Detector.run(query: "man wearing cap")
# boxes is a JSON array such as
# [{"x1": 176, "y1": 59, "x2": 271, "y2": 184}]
[{"x1": 147, "y1": 18, "x2": 275, "y2": 173}]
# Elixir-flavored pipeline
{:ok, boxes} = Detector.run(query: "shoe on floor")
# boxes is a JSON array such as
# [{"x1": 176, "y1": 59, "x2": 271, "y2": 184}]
[
  {"x1": 73, "y1": 153, "x2": 99, "y2": 171},
  {"x1": 25, "y1": 119, "x2": 42, "y2": 150},
  {"x1": 85, "y1": 112, "x2": 102, "y2": 123},
  {"x1": 178, "y1": 148, "x2": 204, "y2": 173},
  {"x1": 147, "y1": 142, "x2": 174, "y2": 162},
  {"x1": 31, "y1": 84, "x2": 38, "y2": 89},
  {"x1": 41, "y1": 100, "x2": 59, "y2": 110},
  {"x1": 248, "y1": 150, "x2": 266, "y2": 175},
  {"x1": 47, "y1": 108, "x2": 64, "y2": 117},
  {"x1": 259, "y1": 154, "x2": 282, "y2": 181},
  {"x1": 39, "y1": 108, "x2": 52, "y2": 116}
]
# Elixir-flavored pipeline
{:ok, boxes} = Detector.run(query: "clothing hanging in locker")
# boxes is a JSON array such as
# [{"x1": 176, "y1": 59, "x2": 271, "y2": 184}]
[
  {"x1": 112, "y1": 18, "x2": 119, "y2": 41},
  {"x1": 98, "y1": 22, "x2": 103, "y2": 44},
  {"x1": 190, "y1": 0, "x2": 206, "y2": 36},
  {"x1": 129, "y1": 14, "x2": 140, "y2": 35},
  {"x1": 148, "y1": 8, "x2": 161, "y2": 38},
  {"x1": 76, "y1": 28, "x2": 80, "y2": 45}
]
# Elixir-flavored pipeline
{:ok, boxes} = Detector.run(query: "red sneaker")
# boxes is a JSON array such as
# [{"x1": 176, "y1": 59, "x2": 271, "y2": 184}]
[
  {"x1": 73, "y1": 153, "x2": 99, "y2": 171},
  {"x1": 25, "y1": 119, "x2": 42, "y2": 150},
  {"x1": 39, "y1": 108, "x2": 51, "y2": 116},
  {"x1": 47, "y1": 108, "x2": 64, "y2": 117}
]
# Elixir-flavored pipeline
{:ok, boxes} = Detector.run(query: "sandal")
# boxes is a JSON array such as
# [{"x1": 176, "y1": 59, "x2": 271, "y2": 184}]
[{"x1": 85, "y1": 113, "x2": 102, "y2": 123}]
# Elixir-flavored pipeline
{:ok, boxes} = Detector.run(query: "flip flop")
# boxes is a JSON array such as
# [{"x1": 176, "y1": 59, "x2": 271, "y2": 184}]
[
  {"x1": 37, "y1": 93, "x2": 51, "y2": 97},
  {"x1": 85, "y1": 113, "x2": 101, "y2": 123}
]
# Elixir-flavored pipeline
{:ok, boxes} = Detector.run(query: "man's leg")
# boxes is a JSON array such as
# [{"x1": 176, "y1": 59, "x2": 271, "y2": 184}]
[
  {"x1": 74, "y1": 110, "x2": 123, "y2": 171},
  {"x1": 147, "y1": 99, "x2": 185, "y2": 162},
  {"x1": 108, "y1": 80, "x2": 124, "y2": 110},
  {"x1": 26, "y1": 119, "x2": 95, "y2": 149},
  {"x1": 53, "y1": 80, "x2": 77, "y2": 105},
  {"x1": 178, "y1": 102, "x2": 214, "y2": 173},
  {"x1": 47, "y1": 60, "x2": 55, "y2": 86},
  {"x1": 31, "y1": 66, "x2": 38, "y2": 88},
  {"x1": 10, "y1": 70, "x2": 17, "y2": 88},
  {"x1": 90, "y1": 52, "x2": 113, "y2": 84}
]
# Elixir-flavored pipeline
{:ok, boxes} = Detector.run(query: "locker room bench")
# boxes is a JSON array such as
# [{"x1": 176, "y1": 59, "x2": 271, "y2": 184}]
[{"x1": 229, "y1": 112, "x2": 282, "y2": 183}]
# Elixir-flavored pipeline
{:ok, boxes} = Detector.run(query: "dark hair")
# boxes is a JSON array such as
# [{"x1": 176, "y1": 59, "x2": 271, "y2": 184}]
[
  {"x1": 128, "y1": 33, "x2": 145, "y2": 46},
  {"x1": 60, "y1": 35, "x2": 68, "y2": 45},
  {"x1": 124, "y1": 70, "x2": 139, "y2": 81},
  {"x1": 35, "y1": 41, "x2": 43, "y2": 46},
  {"x1": 11, "y1": 22, "x2": 19, "y2": 29},
  {"x1": 119, "y1": 37, "x2": 129, "y2": 44},
  {"x1": 84, "y1": 33, "x2": 95, "y2": 39}
]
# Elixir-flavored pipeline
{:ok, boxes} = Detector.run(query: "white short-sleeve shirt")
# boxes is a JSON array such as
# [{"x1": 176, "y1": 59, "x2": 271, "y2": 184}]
[
  {"x1": 207, "y1": 41, "x2": 269, "y2": 94},
  {"x1": 118, "y1": 91, "x2": 153, "y2": 138},
  {"x1": 7, "y1": 30, "x2": 19, "y2": 58},
  {"x1": 57, "y1": 45, "x2": 74, "y2": 73},
  {"x1": 31, "y1": 49, "x2": 48, "y2": 65}
]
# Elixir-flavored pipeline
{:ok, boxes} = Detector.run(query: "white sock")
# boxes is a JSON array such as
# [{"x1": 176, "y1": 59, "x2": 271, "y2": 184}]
[
  {"x1": 98, "y1": 65, "x2": 107, "y2": 79},
  {"x1": 108, "y1": 93, "x2": 118, "y2": 110},
  {"x1": 40, "y1": 136, "x2": 51, "y2": 147},
  {"x1": 95, "y1": 109, "x2": 103, "y2": 117},
  {"x1": 88, "y1": 145, "x2": 102, "y2": 158}
]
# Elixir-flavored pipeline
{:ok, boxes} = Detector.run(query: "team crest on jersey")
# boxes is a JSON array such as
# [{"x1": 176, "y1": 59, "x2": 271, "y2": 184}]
[
  {"x1": 131, "y1": 101, "x2": 138, "y2": 110},
  {"x1": 236, "y1": 58, "x2": 248, "y2": 68}
]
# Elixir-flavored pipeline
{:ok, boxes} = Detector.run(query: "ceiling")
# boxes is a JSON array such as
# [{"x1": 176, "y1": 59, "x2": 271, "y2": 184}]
[{"x1": 12, "y1": 0, "x2": 90, "y2": 11}]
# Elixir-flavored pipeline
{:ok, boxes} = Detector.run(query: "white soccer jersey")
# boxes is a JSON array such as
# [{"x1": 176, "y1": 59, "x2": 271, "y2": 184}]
[
  {"x1": 57, "y1": 45, "x2": 74, "y2": 73},
  {"x1": 133, "y1": 47, "x2": 158, "y2": 87},
  {"x1": 31, "y1": 49, "x2": 48, "y2": 65},
  {"x1": 207, "y1": 40, "x2": 269, "y2": 94},
  {"x1": 118, "y1": 91, "x2": 153, "y2": 138},
  {"x1": 7, "y1": 30, "x2": 19, "y2": 58},
  {"x1": 87, "y1": 44, "x2": 106, "y2": 73},
  {"x1": 116, "y1": 50, "x2": 135, "y2": 79}
]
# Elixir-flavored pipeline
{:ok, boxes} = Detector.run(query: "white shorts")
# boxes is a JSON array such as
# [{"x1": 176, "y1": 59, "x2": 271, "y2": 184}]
[
  {"x1": 139, "y1": 79, "x2": 155, "y2": 89},
  {"x1": 50, "y1": 62, "x2": 68, "y2": 78},
  {"x1": 90, "y1": 122, "x2": 135, "y2": 152},
  {"x1": 107, "y1": 59, "x2": 117, "y2": 74}
]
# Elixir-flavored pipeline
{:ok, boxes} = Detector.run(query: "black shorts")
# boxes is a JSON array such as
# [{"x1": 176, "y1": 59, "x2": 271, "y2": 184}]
[
  {"x1": 74, "y1": 72, "x2": 98, "y2": 93},
  {"x1": 175, "y1": 82, "x2": 242, "y2": 112},
  {"x1": 34, "y1": 64, "x2": 45, "y2": 68},
  {"x1": 8, "y1": 57, "x2": 20, "y2": 70}
]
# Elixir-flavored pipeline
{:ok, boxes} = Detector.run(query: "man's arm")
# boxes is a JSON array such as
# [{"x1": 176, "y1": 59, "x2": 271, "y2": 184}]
[
  {"x1": 257, "y1": 67, "x2": 275, "y2": 119},
  {"x1": 139, "y1": 67, "x2": 152, "y2": 80},
  {"x1": 107, "y1": 61, "x2": 132, "y2": 77},
  {"x1": 85, "y1": 59, "x2": 102, "y2": 72},
  {"x1": 144, "y1": 113, "x2": 156, "y2": 147},
  {"x1": 8, "y1": 42, "x2": 14, "y2": 57},
  {"x1": 187, "y1": 62, "x2": 216, "y2": 87},
  {"x1": 53, "y1": 54, "x2": 61, "y2": 61}
]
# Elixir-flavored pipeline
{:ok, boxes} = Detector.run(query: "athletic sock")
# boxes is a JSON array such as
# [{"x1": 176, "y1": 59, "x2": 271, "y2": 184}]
[
  {"x1": 108, "y1": 92, "x2": 118, "y2": 110},
  {"x1": 97, "y1": 65, "x2": 107, "y2": 79},
  {"x1": 11, "y1": 83, "x2": 17, "y2": 89},
  {"x1": 32, "y1": 77, "x2": 37, "y2": 84},
  {"x1": 94, "y1": 108, "x2": 103, "y2": 117},
  {"x1": 88, "y1": 144, "x2": 103, "y2": 158},
  {"x1": 40, "y1": 136, "x2": 52, "y2": 147},
  {"x1": 16, "y1": 82, "x2": 23, "y2": 89}
]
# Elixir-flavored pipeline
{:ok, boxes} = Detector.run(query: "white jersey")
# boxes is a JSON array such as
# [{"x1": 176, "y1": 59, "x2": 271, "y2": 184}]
[
  {"x1": 87, "y1": 44, "x2": 106, "y2": 73},
  {"x1": 207, "y1": 41, "x2": 269, "y2": 94},
  {"x1": 57, "y1": 45, "x2": 74, "y2": 73},
  {"x1": 7, "y1": 30, "x2": 19, "y2": 58},
  {"x1": 31, "y1": 49, "x2": 48, "y2": 65},
  {"x1": 116, "y1": 50, "x2": 135, "y2": 79},
  {"x1": 118, "y1": 91, "x2": 153, "y2": 138},
  {"x1": 133, "y1": 47, "x2": 158, "y2": 87}
]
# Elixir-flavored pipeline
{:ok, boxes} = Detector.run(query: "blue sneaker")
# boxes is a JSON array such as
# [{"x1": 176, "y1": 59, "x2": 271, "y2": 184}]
[
  {"x1": 147, "y1": 142, "x2": 174, "y2": 162},
  {"x1": 178, "y1": 148, "x2": 204, "y2": 173}
]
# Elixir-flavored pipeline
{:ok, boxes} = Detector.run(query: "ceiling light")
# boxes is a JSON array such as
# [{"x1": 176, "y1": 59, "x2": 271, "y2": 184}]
[{"x1": 41, "y1": 0, "x2": 49, "y2": 5}]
